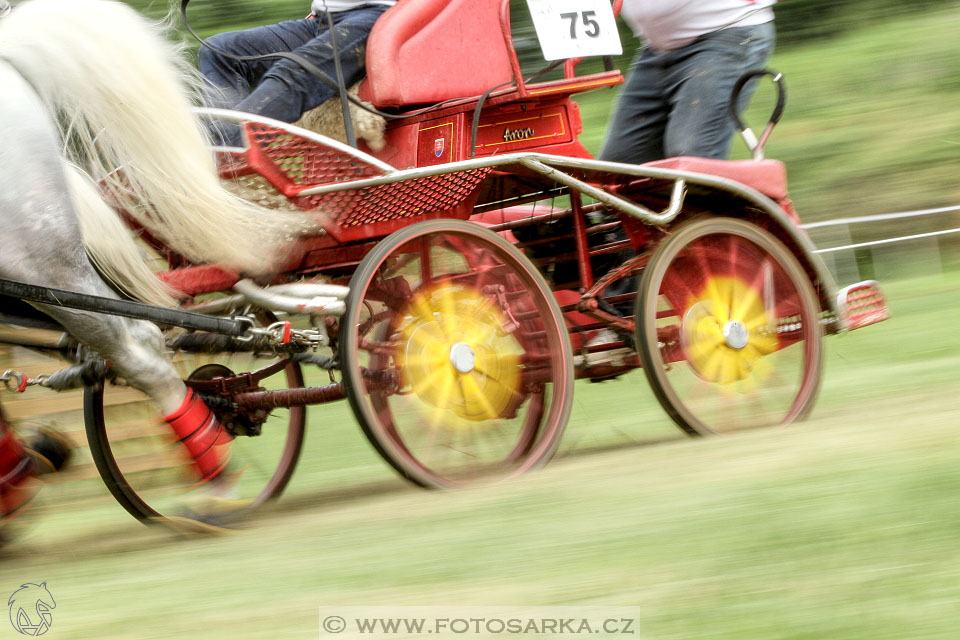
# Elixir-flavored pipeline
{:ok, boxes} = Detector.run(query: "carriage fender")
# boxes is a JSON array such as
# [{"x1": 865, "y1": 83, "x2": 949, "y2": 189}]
[{"x1": 643, "y1": 166, "x2": 840, "y2": 323}]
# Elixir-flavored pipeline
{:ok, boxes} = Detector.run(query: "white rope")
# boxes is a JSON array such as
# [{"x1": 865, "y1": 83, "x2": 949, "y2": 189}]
[
  {"x1": 812, "y1": 227, "x2": 960, "y2": 254},
  {"x1": 801, "y1": 205, "x2": 960, "y2": 229}
]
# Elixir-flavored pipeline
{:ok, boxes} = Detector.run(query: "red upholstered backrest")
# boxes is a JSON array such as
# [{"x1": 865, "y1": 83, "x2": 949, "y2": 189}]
[{"x1": 358, "y1": 0, "x2": 517, "y2": 108}]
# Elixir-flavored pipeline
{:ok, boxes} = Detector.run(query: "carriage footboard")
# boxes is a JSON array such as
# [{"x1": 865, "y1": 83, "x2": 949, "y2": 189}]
[{"x1": 836, "y1": 280, "x2": 890, "y2": 331}]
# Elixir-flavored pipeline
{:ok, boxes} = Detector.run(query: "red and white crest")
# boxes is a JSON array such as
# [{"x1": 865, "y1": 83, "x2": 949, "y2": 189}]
[{"x1": 434, "y1": 137, "x2": 445, "y2": 158}]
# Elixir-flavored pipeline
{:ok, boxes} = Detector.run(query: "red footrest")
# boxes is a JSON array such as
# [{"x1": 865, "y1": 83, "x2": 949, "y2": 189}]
[{"x1": 837, "y1": 280, "x2": 890, "y2": 330}]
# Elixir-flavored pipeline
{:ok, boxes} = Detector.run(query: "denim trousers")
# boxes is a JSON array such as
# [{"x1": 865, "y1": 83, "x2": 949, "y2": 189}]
[
  {"x1": 198, "y1": 5, "x2": 389, "y2": 145},
  {"x1": 599, "y1": 22, "x2": 776, "y2": 164}
]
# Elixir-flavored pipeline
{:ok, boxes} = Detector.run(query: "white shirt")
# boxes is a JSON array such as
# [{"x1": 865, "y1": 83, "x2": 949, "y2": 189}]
[
  {"x1": 622, "y1": 0, "x2": 777, "y2": 51},
  {"x1": 311, "y1": 0, "x2": 396, "y2": 13}
]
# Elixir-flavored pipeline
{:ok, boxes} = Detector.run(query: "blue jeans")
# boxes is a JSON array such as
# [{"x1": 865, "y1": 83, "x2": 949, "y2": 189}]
[
  {"x1": 198, "y1": 5, "x2": 389, "y2": 146},
  {"x1": 599, "y1": 23, "x2": 776, "y2": 164}
]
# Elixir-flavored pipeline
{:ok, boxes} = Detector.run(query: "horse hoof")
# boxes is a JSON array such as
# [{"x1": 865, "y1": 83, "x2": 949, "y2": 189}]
[{"x1": 23, "y1": 426, "x2": 74, "y2": 475}]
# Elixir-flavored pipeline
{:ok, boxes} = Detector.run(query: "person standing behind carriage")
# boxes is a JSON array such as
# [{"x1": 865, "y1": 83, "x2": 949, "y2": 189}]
[
  {"x1": 569, "y1": 0, "x2": 780, "y2": 329},
  {"x1": 197, "y1": 0, "x2": 396, "y2": 147},
  {"x1": 599, "y1": 0, "x2": 779, "y2": 164}
]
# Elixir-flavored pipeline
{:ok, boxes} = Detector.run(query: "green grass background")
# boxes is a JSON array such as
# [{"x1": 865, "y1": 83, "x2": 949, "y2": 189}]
[
  {"x1": 3, "y1": 3, "x2": 960, "y2": 639},
  {"x1": 2, "y1": 273, "x2": 959, "y2": 639}
]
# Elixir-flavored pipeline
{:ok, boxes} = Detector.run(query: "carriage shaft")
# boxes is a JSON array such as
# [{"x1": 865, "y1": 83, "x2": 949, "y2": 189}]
[{"x1": 234, "y1": 383, "x2": 346, "y2": 410}]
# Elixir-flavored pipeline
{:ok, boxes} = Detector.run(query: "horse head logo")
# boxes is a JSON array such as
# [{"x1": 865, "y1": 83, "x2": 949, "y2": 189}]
[{"x1": 8, "y1": 583, "x2": 55, "y2": 636}]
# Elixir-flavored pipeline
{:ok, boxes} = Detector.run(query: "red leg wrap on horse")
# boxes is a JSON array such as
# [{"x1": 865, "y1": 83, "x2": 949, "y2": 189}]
[
  {"x1": 162, "y1": 389, "x2": 232, "y2": 483},
  {"x1": 0, "y1": 429, "x2": 35, "y2": 520}
]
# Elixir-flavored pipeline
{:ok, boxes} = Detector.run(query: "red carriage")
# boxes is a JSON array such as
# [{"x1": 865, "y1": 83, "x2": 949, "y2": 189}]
[{"x1": 1, "y1": 0, "x2": 888, "y2": 526}]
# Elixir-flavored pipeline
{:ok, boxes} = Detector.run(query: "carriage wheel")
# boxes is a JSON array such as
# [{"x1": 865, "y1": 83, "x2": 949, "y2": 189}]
[
  {"x1": 340, "y1": 219, "x2": 573, "y2": 488},
  {"x1": 84, "y1": 347, "x2": 305, "y2": 527},
  {"x1": 636, "y1": 217, "x2": 823, "y2": 435}
]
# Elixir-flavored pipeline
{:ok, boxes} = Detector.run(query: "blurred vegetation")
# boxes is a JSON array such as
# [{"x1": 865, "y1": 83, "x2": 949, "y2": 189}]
[
  {"x1": 773, "y1": 0, "x2": 950, "y2": 44},
  {"x1": 125, "y1": 0, "x2": 954, "y2": 54}
]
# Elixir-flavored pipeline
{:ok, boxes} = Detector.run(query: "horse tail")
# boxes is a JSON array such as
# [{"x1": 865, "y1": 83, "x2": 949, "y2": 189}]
[
  {"x1": 63, "y1": 163, "x2": 177, "y2": 308},
  {"x1": 0, "y1": 0, "x2": 315, "y2": 282}
]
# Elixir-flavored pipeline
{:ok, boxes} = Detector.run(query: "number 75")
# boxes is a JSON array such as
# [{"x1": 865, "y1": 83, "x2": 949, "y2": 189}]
[{"x1": 560, "y1": 10, "x2": 601, "y2": 39}]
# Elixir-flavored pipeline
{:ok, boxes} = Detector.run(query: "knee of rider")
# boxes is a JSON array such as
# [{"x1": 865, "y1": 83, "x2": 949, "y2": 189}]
[
  {"x1": 198, "y1": 32, "x2": 232, "y2": 67},
  {"x1": 197, "y1": 49, "x2": 221, "y2": 79},
  {"x1": 263, "y1": 66, "x2": 332, "y2": 114}
]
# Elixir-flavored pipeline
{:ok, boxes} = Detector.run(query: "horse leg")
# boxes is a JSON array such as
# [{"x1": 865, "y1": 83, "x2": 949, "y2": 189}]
[
  {"x1": 0, "y1": 185, "x2": 231, "y2": 485},
  {"x1": 0, "y1": 414, "x2": 73, "y2": 523},
  {"x1": 35, "y1": 304, "x2": 233, "y2": 485},
  {"x1": 0, "y1": 416, "x2": 34, "y2": 521},
  {"x1": 2, "y1": 273, "x2": 231, "y2": 532}
]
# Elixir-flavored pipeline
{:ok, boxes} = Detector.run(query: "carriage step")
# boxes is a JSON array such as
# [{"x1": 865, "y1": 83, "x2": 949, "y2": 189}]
[{"x1": 837, "y1": 280, "x2": 890, "y2": 330}]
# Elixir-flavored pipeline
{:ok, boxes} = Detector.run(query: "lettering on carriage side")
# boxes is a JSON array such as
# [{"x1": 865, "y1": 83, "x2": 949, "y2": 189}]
[
  {"x1": 503, "y1": 127, "x2": 535, "y2": 143},
  {"x1": 8, "y1": 582, "x2": 56, "y2": 636}
]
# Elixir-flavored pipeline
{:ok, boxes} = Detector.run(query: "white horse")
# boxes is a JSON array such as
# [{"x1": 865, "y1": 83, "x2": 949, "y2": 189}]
[{"x1": 0, "y1": 0, "x2": 313, "y2": 522}]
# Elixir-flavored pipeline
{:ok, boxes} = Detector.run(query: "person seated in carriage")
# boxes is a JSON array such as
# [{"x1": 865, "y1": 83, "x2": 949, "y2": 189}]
[{"x1": 198, "y1": 0, "x2": 396, "y2": 147}]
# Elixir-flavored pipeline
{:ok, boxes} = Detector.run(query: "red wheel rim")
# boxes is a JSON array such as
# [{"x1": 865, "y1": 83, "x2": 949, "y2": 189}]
[
  {"x1": 342, "y1": 220, "x2": 573, "y2": 487},
  {"x1": 639, "y1": 219, "x2": 822, "y2": 434}
]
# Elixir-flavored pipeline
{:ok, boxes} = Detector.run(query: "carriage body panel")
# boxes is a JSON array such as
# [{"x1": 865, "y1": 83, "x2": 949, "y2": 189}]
[{"x1": 177, "y1": 0, "x2": 890, "y2": 444}]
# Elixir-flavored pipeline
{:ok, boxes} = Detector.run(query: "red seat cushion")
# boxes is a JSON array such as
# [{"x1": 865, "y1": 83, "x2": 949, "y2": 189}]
[
  {"x1": 358, "y1": 0, "x2": 516, "y2": 108},
  {"x1": 643, "y1": 157, "x2": 789, "y2": 201}
]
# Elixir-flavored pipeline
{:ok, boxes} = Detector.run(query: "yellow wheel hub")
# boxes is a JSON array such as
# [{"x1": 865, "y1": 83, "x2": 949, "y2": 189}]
[
  {"x1": 680, "y1": 275, "x2": 780, "y2": 384},
  {"x1": 395, "y1": 283, "x2": 523, "y2": 422}
]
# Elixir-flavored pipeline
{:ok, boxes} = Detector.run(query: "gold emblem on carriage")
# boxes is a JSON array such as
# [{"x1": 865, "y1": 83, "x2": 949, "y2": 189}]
[{"x1": 503, "y1": 126, "x2": 535, "y2": 142}]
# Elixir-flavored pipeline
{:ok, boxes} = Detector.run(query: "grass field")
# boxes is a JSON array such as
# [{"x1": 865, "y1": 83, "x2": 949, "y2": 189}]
[
  {"x1": 1, "y1": 272, "x2": 958, "y2": 639},
  {"x1": 3, "y1": 4, "x2": 960, "y2": 638}
]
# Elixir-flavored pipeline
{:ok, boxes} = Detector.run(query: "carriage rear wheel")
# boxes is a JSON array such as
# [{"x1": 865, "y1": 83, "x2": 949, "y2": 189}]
[
  {"x1": 339, "y1": 219, "x2": 573, "y2": 488},
  {"x1": 635, "y1": 217, "x2": 823, "y2": 435},
  {"x1": 84, "y1": 347, "x2": 306, "y2": 527}
]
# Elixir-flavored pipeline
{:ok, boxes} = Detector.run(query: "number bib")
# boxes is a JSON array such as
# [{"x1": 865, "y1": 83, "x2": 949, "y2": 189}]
[{"x1": 526, "y1": 0, "x2": 623, "y2": 61}]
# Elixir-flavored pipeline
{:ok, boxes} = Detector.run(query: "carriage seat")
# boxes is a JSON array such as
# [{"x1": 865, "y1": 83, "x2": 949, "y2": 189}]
[
  {"x1": 642, "y1": 157, "x2": 789, "y2": 202},
  {"x1": 357, "y1": 0, "x2": 516, "y2": 108}
]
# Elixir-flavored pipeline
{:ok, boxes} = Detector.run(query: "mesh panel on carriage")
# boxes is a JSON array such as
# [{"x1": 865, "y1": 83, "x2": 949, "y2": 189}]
[{"x1": 219, "y1": 121, "x2": 492, "y2": 242}]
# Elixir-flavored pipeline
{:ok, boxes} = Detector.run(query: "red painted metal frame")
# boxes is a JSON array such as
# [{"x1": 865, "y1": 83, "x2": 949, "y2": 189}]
[
  {"x1": 157, "y1": 0, "x2": 820, "y2": 382},
  {"x1": 160, "y1": 0, "x2": 629, "y2": 300}
]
